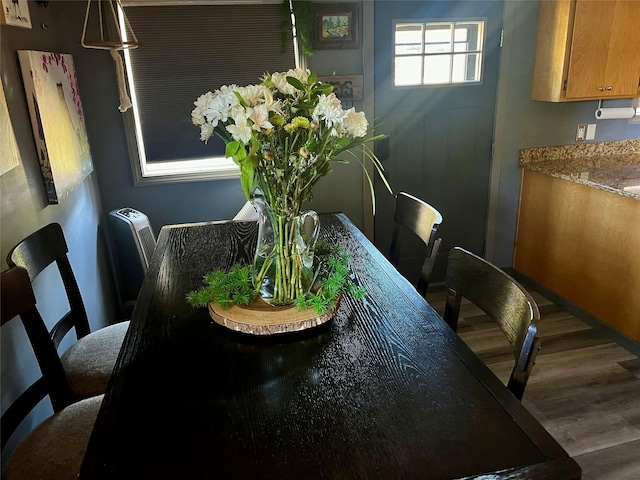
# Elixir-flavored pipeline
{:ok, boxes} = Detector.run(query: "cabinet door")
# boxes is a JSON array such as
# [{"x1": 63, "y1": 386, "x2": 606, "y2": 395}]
[{"x1": 566, "y1": 0, "x2": 640, "y2": 100}]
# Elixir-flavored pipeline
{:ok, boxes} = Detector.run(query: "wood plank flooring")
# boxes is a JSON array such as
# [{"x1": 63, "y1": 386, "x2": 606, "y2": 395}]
[{"x1": 425, "y1": 287, "x2": 640, "y2": 479}]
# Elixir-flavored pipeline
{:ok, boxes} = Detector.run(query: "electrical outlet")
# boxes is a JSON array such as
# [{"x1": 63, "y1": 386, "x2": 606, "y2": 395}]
[
  {"x1": 586, "y1": 124, "x2": 596, "y2": 140},
  {"x1": 576, "y1": 124, "x2": 586, "y2": 142}
]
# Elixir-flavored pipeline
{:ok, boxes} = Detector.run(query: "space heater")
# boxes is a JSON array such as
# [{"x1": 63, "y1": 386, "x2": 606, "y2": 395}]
[{"x1": 108, "y1": 208, "x2": 156, "y2": 315}]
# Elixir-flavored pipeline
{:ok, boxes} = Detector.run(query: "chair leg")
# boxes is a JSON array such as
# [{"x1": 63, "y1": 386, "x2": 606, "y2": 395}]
[{"x1": 443, "y1": 289, "x2": 462, "y2": 331}]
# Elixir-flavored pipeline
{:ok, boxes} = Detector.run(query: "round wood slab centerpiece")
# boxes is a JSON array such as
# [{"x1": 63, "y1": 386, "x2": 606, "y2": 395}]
[{"x1": 208, "y1": 297, "x2": 339, "y2": 336}]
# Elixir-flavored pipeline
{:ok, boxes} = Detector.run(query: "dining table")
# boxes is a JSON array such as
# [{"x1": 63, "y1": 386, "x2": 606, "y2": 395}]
[{"x1": 79, "y1": 213, "x2": 581, "y2": 479}]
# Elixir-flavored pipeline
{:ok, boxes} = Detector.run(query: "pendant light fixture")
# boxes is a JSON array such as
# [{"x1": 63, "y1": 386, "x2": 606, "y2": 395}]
[{"x1": 81, "y1": 0, "x2": 139, "y2": 112}]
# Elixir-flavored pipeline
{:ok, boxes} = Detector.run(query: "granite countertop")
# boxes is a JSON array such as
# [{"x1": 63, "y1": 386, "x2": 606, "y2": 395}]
[{"x1": 519, "y1": 140, "x2": 640, "y2": 201}]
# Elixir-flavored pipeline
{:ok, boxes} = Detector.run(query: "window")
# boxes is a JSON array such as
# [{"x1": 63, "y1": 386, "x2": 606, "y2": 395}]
[
  {"x1": 394, "y1": 21, "x2": 484, "y2": 87},
  {"x1": 120, "y1": 2, "x2": 296, "y2": 184}
]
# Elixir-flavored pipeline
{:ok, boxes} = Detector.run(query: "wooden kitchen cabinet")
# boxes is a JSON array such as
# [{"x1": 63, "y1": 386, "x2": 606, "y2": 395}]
[
  {"x1": 514, "y1": 170, "x2": 640, "y2": 342},
  {"x1": 531, "y1": 0, "x2": 640, "y2": 102}
]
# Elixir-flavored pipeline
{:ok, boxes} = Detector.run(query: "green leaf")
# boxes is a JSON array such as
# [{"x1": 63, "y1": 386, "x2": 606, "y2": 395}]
[
  {"x1": 247, "y1": 139, "x2": 261, "y2": 167},
  {"x1": 233, "y1": 91, "x2": 248, "y2": 108},
  {"x1": 240, "y1": 162, "x2": 255, "y2": 199},
  {"x1": 236, "y1": 146, "x2": 248, "y2": 161},
  {"x1": 308, "y1": 72, "x2": 317, "y2": 84},
  {"x1": 333, "y1": 137, "x2": 351, "y2": 150},
  {"x1": 312, "y1": 84, "x2": 333, "y2": 95},
  {"x1": 286, "y1": 76, "x2": 305, "y2": 91},
  {"x1": 226, "y1": 141, "x2": 241, "y2": 159}
]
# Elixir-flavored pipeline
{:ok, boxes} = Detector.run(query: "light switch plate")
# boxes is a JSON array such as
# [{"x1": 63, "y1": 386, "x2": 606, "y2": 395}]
[{"x1": 586, "y1": 124, "x2": 596, "y2": 140}]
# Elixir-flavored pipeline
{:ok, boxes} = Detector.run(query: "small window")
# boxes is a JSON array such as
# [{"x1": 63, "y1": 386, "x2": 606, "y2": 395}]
[{"x1": 394, "y1": 21, "x2": 484, "y2": 87}]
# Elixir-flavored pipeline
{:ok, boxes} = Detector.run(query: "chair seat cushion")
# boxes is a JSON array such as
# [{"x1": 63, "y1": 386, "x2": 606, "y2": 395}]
[
  {"x1": 6, "y1": 394, "x2": 103, "y2": 480},
  {"x1": 61, "y1": 321, "x2": 130, "y2": 400}
]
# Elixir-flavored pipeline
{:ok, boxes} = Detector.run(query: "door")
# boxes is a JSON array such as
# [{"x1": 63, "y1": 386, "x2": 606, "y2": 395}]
[{"x1": 373, "y1": 1, "x2": 503, "y2": 282}]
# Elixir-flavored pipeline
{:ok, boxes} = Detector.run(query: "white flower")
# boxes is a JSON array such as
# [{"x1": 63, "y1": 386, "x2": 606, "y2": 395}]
[
  {"x1": 237, "y1": 84, "x2": 268, "y2": 107},
  {"x1": 191, "y1": 92, "x2": 214, "y2": 126},
  {"x1": 199, "y1": 123, "x2": 214, "y2": 143},
  {"x1": 271, "y1": 68, "x2": 310, "y2": 96},
  {"x1": 229, "y1": 103, "x2": 246, "y2": 122},
  {"x1": 192, "y1": 109, "x2": 205, "y2": 126},
  {"x1": 262, "y1": 89, "x2": 283, "y2": 116},
  {"x1": 226, "y1": 113, "x2": 252, "y2": 143},
  {"x1": 218, "y1": 84, "x2": 240, "y2": 105},
  {"x1": 342, "y1": 108, "x2": 368, "y2": 138},
  {"x1": 202, "y1": 85, "x2": 240, "y2": 127},
  {"x1": 203, "y1": 96, "x2": 228, "y2": 127},
  {"x1": 271, "y1": 72, "x2": 297, "y2": 96},
  {"x1": 312, "y1": 93, "x2": 347, "y2": 128},
  {"x1": 248, "y1": 105, "x2": 273, "y2": 131},
  {"x1": 287, "y1": 68, "x2": 310, "y2": 84}
]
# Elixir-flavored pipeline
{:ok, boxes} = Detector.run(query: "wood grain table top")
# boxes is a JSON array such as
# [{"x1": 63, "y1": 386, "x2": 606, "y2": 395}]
[{"x1": 79, "y1": 213, "x2": 580, "y2": 479}]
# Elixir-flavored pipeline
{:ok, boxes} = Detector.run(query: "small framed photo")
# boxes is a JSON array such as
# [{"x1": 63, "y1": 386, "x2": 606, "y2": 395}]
[
  {"x1": 1, "y1": 0, "x2": 32, "y2": 29},
  {"x1": 313, "y1": 3, "x2": 359, "y2": 50}
]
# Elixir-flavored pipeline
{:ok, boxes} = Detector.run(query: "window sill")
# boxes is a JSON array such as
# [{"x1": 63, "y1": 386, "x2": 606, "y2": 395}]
[{"x1": 132, "y1": 157, "x2": 240, "y2": 186}]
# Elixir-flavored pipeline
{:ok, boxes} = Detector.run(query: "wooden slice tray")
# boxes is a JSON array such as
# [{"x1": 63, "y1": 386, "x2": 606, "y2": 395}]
[{"x1": 208, "y1": 297, "x2": 339, "y2": 336}]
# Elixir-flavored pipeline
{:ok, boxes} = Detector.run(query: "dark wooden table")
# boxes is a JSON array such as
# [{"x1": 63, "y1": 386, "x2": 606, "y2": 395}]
[{"x1": 80, "y1": 213, "x2": 581, "y2": 479}]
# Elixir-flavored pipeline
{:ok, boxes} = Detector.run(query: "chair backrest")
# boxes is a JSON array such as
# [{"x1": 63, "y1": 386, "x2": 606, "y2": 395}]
[
  {"x1": 6, "y1": 223, "x2": 91, "y2": 350},
  {"x1": 1, "y1": 267, "x2": 73, "y2": 451},
  {"x1": 443, "y1": 247, "x2": 540, "y2": 400},
  {"x1": 388, "y1": 192, "x2": 443, "y2": 296}
]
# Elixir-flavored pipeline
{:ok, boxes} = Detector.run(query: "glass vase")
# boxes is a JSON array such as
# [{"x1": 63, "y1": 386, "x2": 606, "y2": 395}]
[{"x1": 251, "y1": 195, "x2": 320, "y2": 306}]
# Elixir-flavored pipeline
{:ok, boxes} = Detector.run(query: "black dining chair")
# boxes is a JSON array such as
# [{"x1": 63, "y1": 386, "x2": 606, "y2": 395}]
[
  {"x1": 443, "y1": 247, "x2": 541, "y2": 400},
  {"x1": 388, "y1": 192, "x2": 443, "y2": 296},
  {"x1": 6, "y1": 222, "x2": 129, "y2": 401},
  {"x1": 1, "y1": 266, "x2": 103, "y2": 480}
]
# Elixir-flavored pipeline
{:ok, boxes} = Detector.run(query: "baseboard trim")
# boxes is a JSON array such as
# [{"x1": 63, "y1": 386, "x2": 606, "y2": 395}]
[{"x1": 505, "y1": 268, "x2": 640, "y2": 358}]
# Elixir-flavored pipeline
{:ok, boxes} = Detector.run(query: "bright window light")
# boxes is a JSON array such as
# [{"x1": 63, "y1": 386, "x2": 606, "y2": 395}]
[{"x1": 394, "y1": 21, "x2": 484, "y2": 87}]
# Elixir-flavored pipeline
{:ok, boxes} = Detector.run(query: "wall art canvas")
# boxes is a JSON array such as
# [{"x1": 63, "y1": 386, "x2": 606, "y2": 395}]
[
  {"x1": 18, "y1": 50, "x2": 93, "y2": 204},
  {"x1": 1, "y1": 80, "x2": 20, "y2": 175},
  {"x1": 1, "y1": 0, "x2": 31, "y2": 28}
]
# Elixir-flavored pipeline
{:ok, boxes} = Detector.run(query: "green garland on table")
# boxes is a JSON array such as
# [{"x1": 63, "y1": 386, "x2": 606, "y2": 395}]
[{"x1": 186, "y1": 241, "x2": 364, "y2": 314}]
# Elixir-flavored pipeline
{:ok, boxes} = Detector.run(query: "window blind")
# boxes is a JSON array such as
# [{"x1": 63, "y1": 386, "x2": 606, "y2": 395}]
[{"x1": 125, "y1": 4, "x2": 295, "y2": 163}]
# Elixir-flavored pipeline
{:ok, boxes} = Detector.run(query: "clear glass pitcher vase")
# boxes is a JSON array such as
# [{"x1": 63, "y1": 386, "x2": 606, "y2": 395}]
[{"x1": 251, "y1": 195, "x2": 320, "y2": 306}]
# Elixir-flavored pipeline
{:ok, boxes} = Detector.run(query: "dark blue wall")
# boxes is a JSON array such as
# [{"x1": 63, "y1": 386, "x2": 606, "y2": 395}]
[{"x1": 1, "y1": 1, "x2": 120, "y2": 470}]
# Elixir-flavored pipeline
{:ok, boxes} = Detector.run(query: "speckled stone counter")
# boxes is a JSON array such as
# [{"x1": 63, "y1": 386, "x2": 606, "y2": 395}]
[{"x1": 519, "y1": 139, "x2": 640, "y2": 200}]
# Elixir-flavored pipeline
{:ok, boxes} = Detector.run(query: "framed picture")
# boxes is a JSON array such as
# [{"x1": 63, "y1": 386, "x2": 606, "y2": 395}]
[
  {"x1": 1, "y1": 81, "x2": 20, "y2": 176},
  {"x1": 313, "y1": 3, "x2": 359, "y2": 50},
  {"x1": 1, "y1": 0, "x2": 32, "y2": 29},
  {"x1": 18, "y1": 50, "x2": 93, "y2": 204}
]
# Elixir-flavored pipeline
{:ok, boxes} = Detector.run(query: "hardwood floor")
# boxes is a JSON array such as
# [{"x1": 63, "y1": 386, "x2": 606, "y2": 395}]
[{"x1": 425, "y1": 287, "x2": 640, "y2": 479}]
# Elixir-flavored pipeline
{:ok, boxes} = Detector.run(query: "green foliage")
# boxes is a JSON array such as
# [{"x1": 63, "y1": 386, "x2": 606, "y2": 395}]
[
  {"x1": 186, "y1": 242, "x2": 363, "y2": 314},
  {"x1": 282, "y1": 0, "x2": 314, "y2": 57},
  {"x1": 295, "y1": 240, "x2": 364, "y2": 314},
  {"x1": 186, "y1": 264, "x2": 256, "y2": 309}
]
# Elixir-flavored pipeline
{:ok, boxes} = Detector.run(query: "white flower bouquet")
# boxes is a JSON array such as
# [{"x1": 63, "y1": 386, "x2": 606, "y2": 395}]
[
  {"x1": 191, "y1": 68, "x2": 388, "y2": 213},
  {"x1": 192, "y1": 68, "x2": 388, "y2": 305}
]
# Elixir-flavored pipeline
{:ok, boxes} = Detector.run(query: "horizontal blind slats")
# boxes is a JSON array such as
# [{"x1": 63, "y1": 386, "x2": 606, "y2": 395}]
[{"x1": 126, "y1": 4, "x2": 295, "y2": 162}]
